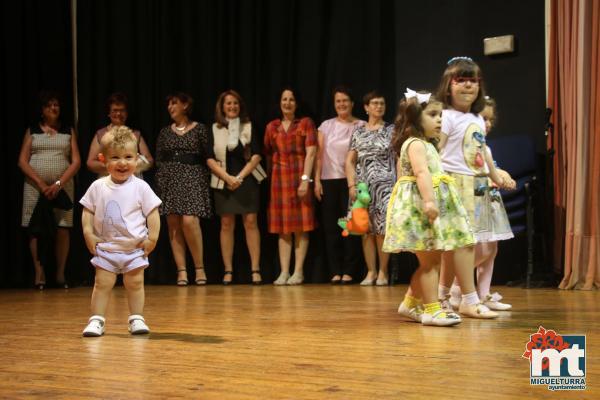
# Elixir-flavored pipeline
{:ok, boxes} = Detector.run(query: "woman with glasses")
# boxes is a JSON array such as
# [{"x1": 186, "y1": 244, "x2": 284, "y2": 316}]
[
  {"x1": 86, "y1": 92, "x2": 153, "y2": 177},
  {"x1": 434, "y1": 57, "x2": 514, "y2": 319},
  {"x1": 345, "y1": 91, "x2": 396, "y2": 286}
]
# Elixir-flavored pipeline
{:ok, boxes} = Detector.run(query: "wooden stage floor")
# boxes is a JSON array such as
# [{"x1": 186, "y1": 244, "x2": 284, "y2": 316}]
[{"x1": 0, "y1": 285, "x2": 598, "y2": 399}]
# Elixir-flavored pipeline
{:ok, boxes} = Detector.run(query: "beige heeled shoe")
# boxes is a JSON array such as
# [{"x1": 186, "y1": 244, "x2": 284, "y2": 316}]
[
  {"x1": 273, "y1": 272, "x2": 290, "y2": 286},
  {"x1": 286, "y1": 273, "x2": 304, "y2": 285}
]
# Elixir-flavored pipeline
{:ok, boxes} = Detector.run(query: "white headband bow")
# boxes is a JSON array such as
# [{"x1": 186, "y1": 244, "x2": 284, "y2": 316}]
[{"x1": 404, "y1": 88, "x2": 431, "y2": 104}]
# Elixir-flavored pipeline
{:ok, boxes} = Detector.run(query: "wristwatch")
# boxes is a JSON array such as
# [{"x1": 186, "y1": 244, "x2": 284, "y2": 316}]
[
  {"x1": 301, "y1": 174, "x2": 312, "y2": 183},
  {"x1": 54, "y1": 180, "x2": 62, "y2": 187}
]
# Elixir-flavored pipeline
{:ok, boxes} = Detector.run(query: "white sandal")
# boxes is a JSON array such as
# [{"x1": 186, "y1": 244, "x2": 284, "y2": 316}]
[
  {"x1": 483, "y1": 293, "x2": 512, "y2": 311},
  {"x1": 128, "y1": 315, "x2": 150, "y2": 335},
  {"x1": 398, "y1": 303, "x2": 424, "y2": 322},
  {"x1": 83, "y1": 315, "x2": 105, "y2": 337},
  {"x1": 421, "y1": 309, "x2": 462, "y2": 326}
]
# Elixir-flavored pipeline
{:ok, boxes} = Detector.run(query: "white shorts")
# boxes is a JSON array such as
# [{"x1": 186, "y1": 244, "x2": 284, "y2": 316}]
[{"x1": 91, "y1": 248, "x2": 148, "y2": 274}]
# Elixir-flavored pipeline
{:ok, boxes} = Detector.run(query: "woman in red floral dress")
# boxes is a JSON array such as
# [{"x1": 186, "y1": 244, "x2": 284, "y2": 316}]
[{"x1": 264, "y1": 88, "x2": 317, "y2": 285}]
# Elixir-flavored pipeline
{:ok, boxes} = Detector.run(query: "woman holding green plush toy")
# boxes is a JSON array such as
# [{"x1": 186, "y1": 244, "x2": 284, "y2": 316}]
[{"x1": 345, "y1": 91, "x2": 396, "y2": 286}]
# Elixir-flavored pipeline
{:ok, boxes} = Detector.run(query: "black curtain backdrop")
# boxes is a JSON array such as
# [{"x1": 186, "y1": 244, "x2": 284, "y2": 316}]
[
  {"x1": 2, "y1": 0, "x2": 545, "y2": 287},
  {"x1": 2, "y1": 0, "x2": 74, "y2": 288}
]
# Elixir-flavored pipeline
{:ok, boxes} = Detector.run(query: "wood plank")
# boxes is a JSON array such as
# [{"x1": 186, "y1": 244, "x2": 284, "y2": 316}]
[{"x1": 0, "y1": 286, "x2": 597, "y2": 399}]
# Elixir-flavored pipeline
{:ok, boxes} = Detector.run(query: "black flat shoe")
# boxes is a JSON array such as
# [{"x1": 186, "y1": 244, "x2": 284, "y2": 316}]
[
  {"x1": 34, "y1": 281, "x2": 45, "y2": 290},
  {"x1": 222, "y1": 271, "x2": 233, "y2": 285},
  {"x1": 340, "y1": 278, "x2": 354, "y2": 285}
]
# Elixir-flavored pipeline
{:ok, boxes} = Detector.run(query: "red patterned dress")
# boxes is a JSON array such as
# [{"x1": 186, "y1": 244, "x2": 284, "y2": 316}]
[{"x1": 264, "y1": 117, "x2": 317, "y2": 233}]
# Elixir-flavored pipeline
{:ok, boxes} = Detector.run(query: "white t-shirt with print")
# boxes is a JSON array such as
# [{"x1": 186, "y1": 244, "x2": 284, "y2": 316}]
[
  {"x1": 80, "y1": 176, "x2": 162, "y2": 252},
  {"x1": 440, "y1": 109, "x2": 487, "y2": 176}
]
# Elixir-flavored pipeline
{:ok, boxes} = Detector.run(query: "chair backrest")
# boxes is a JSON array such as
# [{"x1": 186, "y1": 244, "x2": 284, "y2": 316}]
[
  {"x1": 487, "y1": 134, "x2": 537, "y2": 234},
  {"x1": 487, "y1": 134, "x2": 536, "y2": 179}
]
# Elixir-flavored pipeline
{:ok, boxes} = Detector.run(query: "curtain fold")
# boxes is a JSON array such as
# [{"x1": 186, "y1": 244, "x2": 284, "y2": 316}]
[
  {"x1": 1, "y1": 0, "x2": 73, "y2": 288},
  {"x1": 550, "y1": 0, "x2": 600, "y2": 290}
]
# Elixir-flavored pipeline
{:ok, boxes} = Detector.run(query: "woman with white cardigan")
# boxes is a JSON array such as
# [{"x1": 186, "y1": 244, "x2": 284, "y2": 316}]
[{"x1": 207, "y1": 90, "x2": 266, "y2": 285}]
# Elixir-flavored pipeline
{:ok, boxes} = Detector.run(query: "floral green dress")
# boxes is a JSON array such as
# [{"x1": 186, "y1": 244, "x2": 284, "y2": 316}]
[{"x1": 382, "y1": 138, "x2": 475, "y2": 252}]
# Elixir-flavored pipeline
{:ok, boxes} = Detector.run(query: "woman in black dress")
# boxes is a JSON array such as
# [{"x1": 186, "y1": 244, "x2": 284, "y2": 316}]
[
  {"x1": 207, "y1": 90, "x2": 264, "y2": 284},
  {"x1": 155, "y1": 92, "x2": 212, "y2": 285}
]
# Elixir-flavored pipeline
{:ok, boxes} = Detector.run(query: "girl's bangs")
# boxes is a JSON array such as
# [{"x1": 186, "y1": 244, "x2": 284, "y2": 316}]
[{"x1": 452, "y1": 64, "x2": 479, "y2": 78}]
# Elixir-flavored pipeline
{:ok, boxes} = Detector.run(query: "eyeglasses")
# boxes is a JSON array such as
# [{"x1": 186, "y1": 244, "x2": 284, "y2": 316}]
[
  {"x1": 369, "y1": 100, "x2": 385, "y2": 106},
  {"x1": 452, "y1": 77, "x2": 481, "y2": 85}
]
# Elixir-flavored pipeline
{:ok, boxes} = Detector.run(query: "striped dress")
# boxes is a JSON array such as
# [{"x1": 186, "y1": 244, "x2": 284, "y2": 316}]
[
  {"x1": 349, "y1": 123, "x2": 396, "y2": 235},
  {"x1": 263, "y1": 117, "x2": 317, "y2": 233}
]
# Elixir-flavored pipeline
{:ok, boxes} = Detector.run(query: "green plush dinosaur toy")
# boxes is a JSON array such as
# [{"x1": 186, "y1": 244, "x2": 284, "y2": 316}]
[{"x1": 337, "y1": 182, "x2": 371, "y2": 236}]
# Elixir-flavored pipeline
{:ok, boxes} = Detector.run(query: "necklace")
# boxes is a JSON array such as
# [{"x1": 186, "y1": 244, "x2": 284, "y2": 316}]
[
  {"x1": 367, "y1": 122, "x2": 382, "y2": 131},
  {"x1": 174, "y1": 122, "x2": 187, "y2": 132},
  {"x1": 42, "y1": 123, "x2": 58, "y2": 135}
]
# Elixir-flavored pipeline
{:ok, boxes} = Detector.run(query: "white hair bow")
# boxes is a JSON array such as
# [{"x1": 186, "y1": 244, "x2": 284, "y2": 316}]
[{"x1": 404, "y1": 88, "x2": 431, "y2": 104}]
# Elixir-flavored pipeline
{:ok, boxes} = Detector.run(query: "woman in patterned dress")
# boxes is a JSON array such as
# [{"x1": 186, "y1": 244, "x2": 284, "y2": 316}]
[
  {"x1": 264, "y1": 88, "x2": 317, "y2": 285},
  {"x1": 18, "y1": 91, "x2": 81, "y2": 289},
  {"x1": 345, "y1": 91, "x2": 396, "y2": 286},
  {"x1": 155, "y1": 93, "x2": 212, "y2": 285}
]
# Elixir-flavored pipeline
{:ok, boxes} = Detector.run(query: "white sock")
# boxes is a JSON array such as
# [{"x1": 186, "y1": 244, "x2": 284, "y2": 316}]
[
  {"x1": 462, "y1": 291, "x2": 480, "y2": 306},
  {"x1": 450, "y1": 281, "x2": 462, "y2": 299},
  {"x1": 438, "y1": 285, "x2": 451, "y2": 299},
  {"x1": 476, "y1": 261, "x2": 494, "y2": 299}
]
